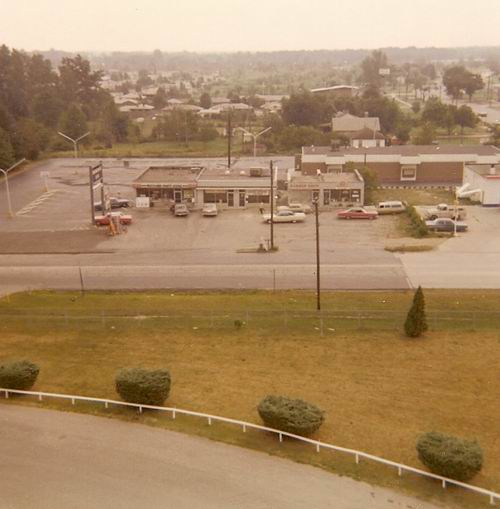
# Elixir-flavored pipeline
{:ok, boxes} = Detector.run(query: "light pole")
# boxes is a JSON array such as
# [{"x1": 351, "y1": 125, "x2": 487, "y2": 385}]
[
  {"x1": 236, "y1": 126, "x2": 272, "y2": 157},
  {"x1": 269, "y1": 160, "x2": 274, "y2": 250},
  {"x1": 58, "y1": 131, "x2": 90, "y2": 158},
  {"x1": 314, "y1": 197, "x2": 321, "y2": 311},
  {"x1": 0, "y1": 158, "x2": 26, "y2": 218}
]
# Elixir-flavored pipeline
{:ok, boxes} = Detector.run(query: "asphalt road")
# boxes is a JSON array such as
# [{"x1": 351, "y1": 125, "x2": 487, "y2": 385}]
[{"x1": 0, "y1": 405, "x2": 440, "y2": 509}]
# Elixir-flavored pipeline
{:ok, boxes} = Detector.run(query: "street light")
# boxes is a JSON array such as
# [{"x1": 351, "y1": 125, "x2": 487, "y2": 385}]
[
  {"x1": 313, "y1": 197, "x2": 321, "y2": 311},
  {"x1": 58, "y1": 131, "x2": 90, "y2": 159},
  {"x1": 236, "y1": 126, "x2": 272, "y2": 157},
  {"x1": 0, "y1": 158, "x2": 26, "y2": 218}
]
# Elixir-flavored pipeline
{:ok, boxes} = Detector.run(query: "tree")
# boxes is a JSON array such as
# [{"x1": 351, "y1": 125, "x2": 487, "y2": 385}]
[
  {"x1": 360, "y1": 50, "x2": 389, "y2": 87},
  {"x1": 199, "y1": 92, "x2": 212, "y2": 109},
  {"x1": 404, "y1": 286, "x2": 428, "y2": 337},
  {"x1": 282, "y1": 91, "x2": 332, "y2": 126},
  {"x1": 421, "y1": 98, "x2": 449, "y2": 125},
  {"x1": 275, "y1": 125, "x2": 330, "y2": 151},
  {"x1": 58, "y1": 55, "x2": 104, "y2": 117},
  {"x1": 464, "y1": 73, "x2": 484, "y2": 102},
  {"x1": 0, "y1": 127, "x2": 14, "y2": 168},
  {"x1": 411, "y1": 122, "x2": 436, "y2": 145},
  {"x1": 455, "y1": 105, "x2": 477, "y2": 139},
  {"x1": 58, "y1": 104, "x2": 89, "y2": 140},
  {"x1": 10, "y1": 118, "x2": 49, "y2": 160},
  {"x1": 443, "y1": 66, "x2": 484, "y2": 102},
  {"x1": 152, "y1": 87, "x2": 167, "y2": 110}
]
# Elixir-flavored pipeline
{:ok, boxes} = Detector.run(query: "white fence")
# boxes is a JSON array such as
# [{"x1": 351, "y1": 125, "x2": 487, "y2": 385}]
[{"x1": 1, "y1": 388, "x2": 498, "y2": 506}]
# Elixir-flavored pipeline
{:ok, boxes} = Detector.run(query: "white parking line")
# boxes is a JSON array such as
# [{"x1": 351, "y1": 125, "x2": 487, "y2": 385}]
[{"x1": 16, "y1": 190, "x2": 61, "y2": 216}]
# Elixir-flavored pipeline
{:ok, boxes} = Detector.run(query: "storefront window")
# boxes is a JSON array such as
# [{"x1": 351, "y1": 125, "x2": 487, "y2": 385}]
[{"x1": 204, "y1": 191, "x2": 227, "y2": 203}]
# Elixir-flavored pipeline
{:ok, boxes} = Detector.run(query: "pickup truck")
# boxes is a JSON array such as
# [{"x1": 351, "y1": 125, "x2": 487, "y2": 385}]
[{"x1": 424, "y1": 203, "x2": 467, "y2": 221}]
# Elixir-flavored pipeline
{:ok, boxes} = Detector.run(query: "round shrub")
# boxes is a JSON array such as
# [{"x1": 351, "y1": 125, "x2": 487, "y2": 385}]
[
  {"x1": 0, "y1": 360, "x2": 39, "y2": 390},
  {"x1": 115, "y1": 368, "x2": 171, "y2": 406},
  {"x1": 257, "y1": 395, "x2": 324, "y2": 436},
  {"x1": 416, "y1": 431, "x2": 483, "y2": 481}
]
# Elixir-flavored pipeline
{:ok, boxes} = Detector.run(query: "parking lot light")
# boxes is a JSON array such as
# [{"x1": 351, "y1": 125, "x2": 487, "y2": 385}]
[
  {"x1": 236, "y1": 126, "x2": 272, "y2": 157},
  {"x1": 58, "y1": 131, "x2": 90, "y2": 159},
  {"x1": 0, "y1": 158, "x2": 26, "y2": 218}
]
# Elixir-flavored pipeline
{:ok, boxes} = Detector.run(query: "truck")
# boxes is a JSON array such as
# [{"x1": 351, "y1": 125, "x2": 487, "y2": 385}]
[{"x1": 424, "y1": 203, "x2": 467, "y2": 221}]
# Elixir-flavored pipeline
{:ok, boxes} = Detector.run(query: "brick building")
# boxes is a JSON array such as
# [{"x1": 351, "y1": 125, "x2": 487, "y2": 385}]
[{"x1": 300, "y1": 145, "x2": 500, "y2": 185}]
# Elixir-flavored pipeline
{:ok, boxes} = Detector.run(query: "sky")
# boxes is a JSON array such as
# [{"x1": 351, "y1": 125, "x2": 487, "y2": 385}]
[{"x1": 1, "y1": 0, "x2": 499, "y2": 53}]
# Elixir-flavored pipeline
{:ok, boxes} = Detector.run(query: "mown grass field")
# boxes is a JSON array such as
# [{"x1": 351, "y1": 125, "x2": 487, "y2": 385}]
[
  {"x1": 1, "y1": 290, "x2": 499, "y2": 508},
  {"x1": 47, "y1": 138, "x2": 246, "y2": 159}
]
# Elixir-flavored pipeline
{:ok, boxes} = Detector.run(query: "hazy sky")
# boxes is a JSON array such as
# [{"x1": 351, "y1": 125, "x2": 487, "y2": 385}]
[{"x1": 1, "y1": 0, "x2": 499, "y2": 53}]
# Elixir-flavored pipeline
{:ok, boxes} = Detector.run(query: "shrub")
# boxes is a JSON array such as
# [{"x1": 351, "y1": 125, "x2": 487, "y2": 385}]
[
  {"x1": 416, "y1": 431, "x2": 483, "y2": 481},
  {"x1": 406, "y1": 205, "x2": 429, "y2": 238},
  {"x1": 115, "y1": 368, "x2": 171, "y2": 406},
  {"x1": 257, "y1": 395, "x2": 324, "y2": 436},
  {"x1": 0, "y1": 360, "x2": 39, "y2": 390},
  {"x1": 404, "y1": 285, "x2": 428, "y2": 337}
]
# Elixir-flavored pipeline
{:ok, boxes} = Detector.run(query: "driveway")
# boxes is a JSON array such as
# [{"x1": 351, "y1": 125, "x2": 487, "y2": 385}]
[{"x1": 0, "y1": 405, "x2": 440, "y2": 509}]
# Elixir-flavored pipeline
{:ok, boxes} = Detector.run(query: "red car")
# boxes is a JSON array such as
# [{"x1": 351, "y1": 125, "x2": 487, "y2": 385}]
[
  {"x1": 337, "y1": 207, "x2": 378, "y2": 220},
  {"x1": 95, "y1": 212, "x2": 132, "y2": 226}
]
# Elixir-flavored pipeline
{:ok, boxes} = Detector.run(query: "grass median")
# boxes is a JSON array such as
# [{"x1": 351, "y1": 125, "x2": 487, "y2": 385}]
[{"x1": 1, "y1": 290, "x2": 499, "y2": 507}]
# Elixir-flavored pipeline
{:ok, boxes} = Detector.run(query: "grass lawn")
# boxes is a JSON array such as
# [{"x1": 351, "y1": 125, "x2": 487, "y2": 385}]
[
  {"x1": 47, "y1": 138, "x2": 247, "y2": 159},
  {"x1": 1, "y1": 290, "x2": 499, "y2": 508},
  {"x1": 372, "y1": 188, "x2": 455, "y2": 207}
]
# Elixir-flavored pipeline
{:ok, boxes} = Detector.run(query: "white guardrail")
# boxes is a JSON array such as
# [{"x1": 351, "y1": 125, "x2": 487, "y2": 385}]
[{"x1": 1, "y1": 388, "x2": 498, "y2": 506}]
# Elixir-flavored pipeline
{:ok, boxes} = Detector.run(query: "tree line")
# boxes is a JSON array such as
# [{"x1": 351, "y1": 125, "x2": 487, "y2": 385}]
[{"x1": 0, "y1": 45, "x2": 130, "y2": 168}]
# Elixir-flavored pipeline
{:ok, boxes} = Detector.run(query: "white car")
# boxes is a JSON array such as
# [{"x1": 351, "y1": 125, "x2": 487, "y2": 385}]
[
  {"x1": 202, "y1": 203, "x2": 218, "y2": 216},
  {"x1": 277, "y1": 203, "x2": 312, "y2": 214},
  {"x1": 262, "y1": 210, "x2": 306, "y2": 223}
]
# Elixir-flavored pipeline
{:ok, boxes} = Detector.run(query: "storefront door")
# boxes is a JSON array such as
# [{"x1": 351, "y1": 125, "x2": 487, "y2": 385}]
[
  {"x1": 227, "y1": 191, "x2": 234, "y2": 207},
  {"x1": 174, "y1": 189, "x2": 182, "y2": 203},
  {"x1": 239, "y1": 190, "x2": 246, "y2": 207}
]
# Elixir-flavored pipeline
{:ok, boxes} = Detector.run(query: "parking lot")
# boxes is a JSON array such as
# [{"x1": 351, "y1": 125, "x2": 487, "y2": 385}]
[{"x1": 2, "y1": 158, "x2": 500, "y2": 290}]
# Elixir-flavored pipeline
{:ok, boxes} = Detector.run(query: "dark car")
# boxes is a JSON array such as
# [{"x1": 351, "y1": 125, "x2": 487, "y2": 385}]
[
  {"x1": 94, "y1": 198, "x2": 130, "y2": 211},
  {"x1": 425, "y1": 218, "x2": 468, "y2": 232}
]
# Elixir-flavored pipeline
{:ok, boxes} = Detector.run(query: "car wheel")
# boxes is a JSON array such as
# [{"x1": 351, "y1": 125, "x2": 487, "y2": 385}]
[
  {"x1": 429, "y1": 215, "x2": 437, "y2": 221},
  {"x1": 346, "y1": 216, "x2": 351, "y2": 220},
  {"x1": 266, "y1": 219, "x2": 271, "y2": 224}
]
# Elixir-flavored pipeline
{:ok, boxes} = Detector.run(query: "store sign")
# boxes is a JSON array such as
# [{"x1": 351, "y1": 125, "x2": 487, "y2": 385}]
[{"x1": 136, "y1": 197, "x2": 150, "y2": 208}]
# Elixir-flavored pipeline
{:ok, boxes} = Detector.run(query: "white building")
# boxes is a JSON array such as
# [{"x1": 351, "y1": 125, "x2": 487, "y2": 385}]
[{"x1": 463, "y1": 164, "x2": 500, "y2": 206}]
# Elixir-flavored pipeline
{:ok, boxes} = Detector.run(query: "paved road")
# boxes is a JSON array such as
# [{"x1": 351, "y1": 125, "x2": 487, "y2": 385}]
[{"x1": 0, "y1": 405, "x2": 440, "y2": 509}]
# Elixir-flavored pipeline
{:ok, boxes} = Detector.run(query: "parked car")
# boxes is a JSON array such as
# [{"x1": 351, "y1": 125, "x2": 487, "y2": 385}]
[
  {"x1": 173, "y1": 203, "x2": 189, "y2": 216},
  {"x1": 376, "y1": 201, "x2": 406, "y2": 214},
  {"x1": 94, "y1": 198, "x2": 130, "y2": 211},
  {"x1": 337, "y1": 207, "x2": 378, "y2": 220},
  {"x1": 277, "y1": 203, "x2": 312, "y2": 214},
  {"x1": 424, "y1": 203, "x2": 466, "y2": 221},
  {"x1": 202, "y1": 203, "x2": 218, "y2": 217},
  {"x1": 94, "y1": 212, "x2": 132, "y2": 226},
  {"x1": 425, "y1": 218, "x2": 468, "y2": 232},
  {"x1": 262, "y1": 210, "x2": 306, "y2": 223}
]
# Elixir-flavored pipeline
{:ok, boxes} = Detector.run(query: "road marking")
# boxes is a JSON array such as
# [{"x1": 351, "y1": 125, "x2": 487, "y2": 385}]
[{"x1": 16, "y1": 190, "x2": 61, "y2": 216}]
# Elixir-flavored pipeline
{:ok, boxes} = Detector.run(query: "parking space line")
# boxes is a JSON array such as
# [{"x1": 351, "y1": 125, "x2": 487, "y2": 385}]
[{"x1": 16, "y1": 190, "x2": 61, "y2": 216}]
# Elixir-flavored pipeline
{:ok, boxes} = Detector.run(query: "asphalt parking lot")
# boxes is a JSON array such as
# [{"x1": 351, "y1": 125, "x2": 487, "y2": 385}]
[{"x1": 3, "y1": 158, "x2": 500, "y2": 290}]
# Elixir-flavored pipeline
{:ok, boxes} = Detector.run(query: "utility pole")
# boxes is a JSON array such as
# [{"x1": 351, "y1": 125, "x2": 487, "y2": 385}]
[
  {"x1": 314, "y1": 198, "x2": 321, "y2": 311},
  {"x1": 58, "y1": 131, "x2": 90, "y2": 158},
  {"x1": 269, "y1": 160, "x2": 274, "y2": 250},
  {"x1": 0, "y1": 158, "x2": 26, "y2": 218},
  {"x1": 227, "y1": 111, "x2": 232, "y2": 169}
]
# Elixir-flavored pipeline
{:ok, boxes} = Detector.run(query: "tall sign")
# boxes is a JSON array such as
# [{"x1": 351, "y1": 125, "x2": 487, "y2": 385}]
[{"x1": 89, "y1": 163, "x2": 104, "y2": 224}]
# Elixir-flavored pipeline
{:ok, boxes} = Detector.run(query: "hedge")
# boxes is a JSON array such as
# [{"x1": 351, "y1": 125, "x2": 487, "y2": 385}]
[
  {"x1": 416, "y1": 431, "x2": 483, "y2": 481},
  {"x1": 406, "y1": 205, "x2": 429, "y2": 238},
  {"x1": 257, "y1": 395, "x2": 324, "y2": 436},
  {"x1": 0, "y1": 360, "x2": 40, "y2": 390},
  {"x1": 115, "y1": 368, "x2": 171, "y2": 406}
]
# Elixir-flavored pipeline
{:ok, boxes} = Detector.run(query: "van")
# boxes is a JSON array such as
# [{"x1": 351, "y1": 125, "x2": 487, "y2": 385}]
[{"x1": 376, "y1": 201, "x2": 406, "y2": 214}]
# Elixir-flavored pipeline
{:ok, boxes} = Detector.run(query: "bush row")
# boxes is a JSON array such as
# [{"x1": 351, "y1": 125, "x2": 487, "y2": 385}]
[
  {"x1": 0, "y1": 360, "x2": 484, "y2": 481},
  {"x1": 406, "y1": 205, "x2": 429, "y2": 238}
]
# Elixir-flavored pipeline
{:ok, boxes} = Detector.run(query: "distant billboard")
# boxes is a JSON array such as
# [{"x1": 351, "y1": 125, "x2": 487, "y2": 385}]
[{"x1": 379, "y1": 68, "x2": 391, "y2": 76}]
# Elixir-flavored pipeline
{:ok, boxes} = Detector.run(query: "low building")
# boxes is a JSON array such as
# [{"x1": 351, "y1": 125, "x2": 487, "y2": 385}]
[
  {"x1": 133, "y1": 165, "x2": 287, "y2": 209},
  {"x1": 289, "y1": 171, "x2": 365, "y2": 207},
  {"x1": 463, "y1": 164, "x2": 500, "y2": 206},
  {"x1": 133, "y1": 166, "x2": 202, "y2": 204},
  {"x1": 351, "y1": 128, "x2": 386, "y2": 148},
  {"x1": 332, "y1": 113, "x2": 381, "y2": 136},
  {"x1": 300, "y1": 145, "x2": 500, "y2": 186},
  {"x1": 311, "y1": 85, "x2": 359, "y2": 98}
]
